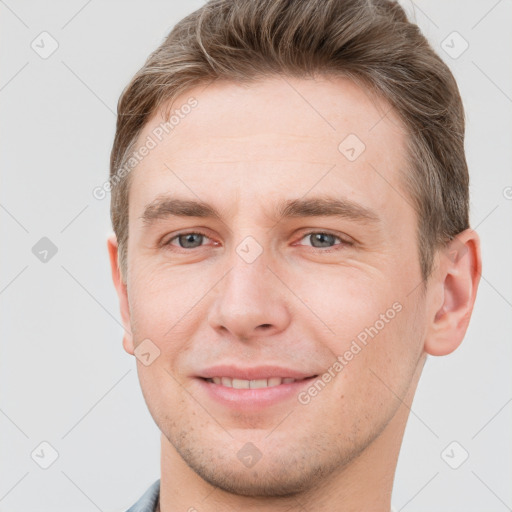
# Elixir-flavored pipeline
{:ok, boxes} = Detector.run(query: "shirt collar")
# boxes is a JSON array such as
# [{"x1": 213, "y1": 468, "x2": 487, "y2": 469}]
[{"x1": 125, "y1": 479, "x2": 160, "y2": 512}]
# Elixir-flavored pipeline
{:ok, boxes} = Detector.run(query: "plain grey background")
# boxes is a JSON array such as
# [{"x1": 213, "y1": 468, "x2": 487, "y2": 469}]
[{"x1": 1, "y1": 1, "x2": 511, "y2": 511}]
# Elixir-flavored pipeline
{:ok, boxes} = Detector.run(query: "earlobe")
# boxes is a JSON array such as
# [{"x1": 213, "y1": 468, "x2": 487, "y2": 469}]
[
  {"x1": 424, "y1": 229, "x2": 482, "y2": 356},
  {"x1": 107, "y1": 234, "x2": 134, "y2": 355},
  {"x1": 122, "y1": 335, "x2": 135, "y2": 356}
]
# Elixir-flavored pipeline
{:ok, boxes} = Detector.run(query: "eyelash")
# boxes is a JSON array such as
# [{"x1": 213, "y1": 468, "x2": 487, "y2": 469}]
[{"x1": 163, "y1": 230, "x2": 352, "y2": 252}]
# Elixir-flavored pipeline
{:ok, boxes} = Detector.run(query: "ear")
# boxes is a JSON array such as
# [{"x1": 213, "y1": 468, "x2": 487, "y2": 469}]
[
  {"x1": 424, "y1": 229, "x2": 482, "y2": 356},
  {"x1": 107, "y1": 234, "x2": 134, "y2": 355}
]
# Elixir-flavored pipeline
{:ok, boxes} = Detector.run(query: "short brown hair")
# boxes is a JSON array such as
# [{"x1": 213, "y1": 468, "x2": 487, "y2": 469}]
[{"x1": 110, "y1": 0, "x2": 469, "y2": 282}]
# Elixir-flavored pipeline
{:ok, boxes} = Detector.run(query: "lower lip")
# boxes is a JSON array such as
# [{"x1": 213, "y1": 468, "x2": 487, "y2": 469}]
[{"x1": 195, "y1": 377, "x2": 317, "y2": 410}]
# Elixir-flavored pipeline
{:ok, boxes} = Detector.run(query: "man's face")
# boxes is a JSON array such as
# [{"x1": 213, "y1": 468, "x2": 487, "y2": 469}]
[{"x1": 121, "y1": 76, "x2": 432, "y2": 495}]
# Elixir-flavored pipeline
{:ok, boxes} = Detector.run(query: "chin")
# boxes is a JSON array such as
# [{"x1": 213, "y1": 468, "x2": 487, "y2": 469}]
[
  {"x1": 186, "y1": 457, "x2": 326, "y2": 497},
  {"x1": 168, "y1": 429, "x2": 354, "y2": 498}
]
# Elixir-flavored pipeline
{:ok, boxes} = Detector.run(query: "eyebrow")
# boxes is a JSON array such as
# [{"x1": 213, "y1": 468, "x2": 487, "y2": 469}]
[{"x1": 140, "y1": 194, "x2": 380, "y2": 226}]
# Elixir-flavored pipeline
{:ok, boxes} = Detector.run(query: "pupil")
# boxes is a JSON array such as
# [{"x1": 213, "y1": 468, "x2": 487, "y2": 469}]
[
  {"x1": 180, "y1": 233, "x2": 202, "y2": 248},
  {"x1": 312, "y1": 233, "x2": 333, "y2": 247}
]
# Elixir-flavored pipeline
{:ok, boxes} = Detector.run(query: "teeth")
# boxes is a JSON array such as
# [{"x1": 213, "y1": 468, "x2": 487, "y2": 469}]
[
  {"x1": 250, "y1": 379, "x2": 268, "y2": 389},
  {"x1": 208, "y1": 377, "x2": 299, "y2": 388},
  {"x1": 232, "y1": 378, "x2": 250, "y2": 389}
]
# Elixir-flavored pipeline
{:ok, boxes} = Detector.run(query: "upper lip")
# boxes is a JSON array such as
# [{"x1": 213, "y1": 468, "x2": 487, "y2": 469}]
[{"x1": 196, "y1": 365, "x2": 317, "y2": 381}]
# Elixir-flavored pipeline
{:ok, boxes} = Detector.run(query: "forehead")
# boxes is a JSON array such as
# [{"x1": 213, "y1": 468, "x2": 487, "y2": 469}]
[{"x1": 128, "y1": 75, "x2": 411, "y2": 222}]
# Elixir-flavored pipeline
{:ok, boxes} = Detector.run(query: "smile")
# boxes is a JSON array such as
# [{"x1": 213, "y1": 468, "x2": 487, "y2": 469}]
[{"x1": 205, "y1": 376, "x2": 309, "y2": 388}]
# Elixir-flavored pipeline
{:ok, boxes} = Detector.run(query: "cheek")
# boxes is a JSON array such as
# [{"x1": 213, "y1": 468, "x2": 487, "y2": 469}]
[
  {"x1": 128, "y1": 260, "x2": 211, "y2": 338},
  {"x1": 305, "y1": 271, "x2": 424, "y2": 404},
  {"x1": 334, "y1": 296, "x2": 425, "y2": 414},
  {"x1": 296, "y1": 267, "x2": 400, "y2": 347}
]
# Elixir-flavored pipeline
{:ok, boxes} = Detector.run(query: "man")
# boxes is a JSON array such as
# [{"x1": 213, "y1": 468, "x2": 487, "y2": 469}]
[{"x1": 107, "y1": 0, "x2": 481, "y2": 510}]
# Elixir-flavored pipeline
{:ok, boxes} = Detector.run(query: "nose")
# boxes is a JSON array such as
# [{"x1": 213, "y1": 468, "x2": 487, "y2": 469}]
[{"x1": 207, "y1": 249, "x2": 291, "y2": 342}]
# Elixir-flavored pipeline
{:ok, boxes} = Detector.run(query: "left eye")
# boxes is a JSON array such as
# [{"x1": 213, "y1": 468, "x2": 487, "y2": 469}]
[{"x1": 298, "y1": 232, "x2": 345, "y2": 249}]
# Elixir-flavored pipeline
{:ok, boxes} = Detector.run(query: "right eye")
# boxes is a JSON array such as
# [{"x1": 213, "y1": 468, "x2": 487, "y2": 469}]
[
  {"x1": 163, "y1": 230, "x2": 353, "y2": 252},
  {"x1": 164, "y1": 231, "x2": 218, "y2": 250}
]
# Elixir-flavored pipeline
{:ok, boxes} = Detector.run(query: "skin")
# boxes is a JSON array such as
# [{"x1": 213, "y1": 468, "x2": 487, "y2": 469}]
[{"x1": 108, "y1": 75, "x2": 481, "y2": 512}]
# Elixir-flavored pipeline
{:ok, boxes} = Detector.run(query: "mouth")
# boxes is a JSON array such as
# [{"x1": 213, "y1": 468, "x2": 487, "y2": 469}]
[
  {"x1": 202, "y1": 376, "x2": 316, "y2": 389},
  {"x1": 195, "y1": 369, "x2": 319, "y2": 410}
]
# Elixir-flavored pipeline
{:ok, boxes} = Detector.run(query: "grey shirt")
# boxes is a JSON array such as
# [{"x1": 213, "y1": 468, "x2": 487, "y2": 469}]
[{"x1": 125, "y1": 479, "x2": 160, "y2": 512}]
